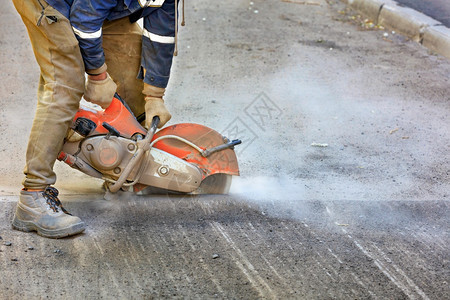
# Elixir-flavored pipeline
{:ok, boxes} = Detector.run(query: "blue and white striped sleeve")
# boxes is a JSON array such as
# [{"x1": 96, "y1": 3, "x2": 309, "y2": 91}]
[{"x1": 69, "y1": 0, "x2": 118, "y2": 74}]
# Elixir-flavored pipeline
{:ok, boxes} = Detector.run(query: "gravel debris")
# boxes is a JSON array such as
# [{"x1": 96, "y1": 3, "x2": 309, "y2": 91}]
[
  {"x1": 311, "y1": 142, "x2": 329, "y2": 147},
  {"x1": 4, "y1": 241, "x2": 12, "y2": 246}
]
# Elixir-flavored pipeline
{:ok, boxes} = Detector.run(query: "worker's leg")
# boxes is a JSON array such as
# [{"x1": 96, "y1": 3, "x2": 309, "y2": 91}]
[
  {"x1": 11, "y1": 0, "x2": 85, "y2": 238},
  {"x1": 13, "y1": 0, "x2": 85, "y2": 189},
  {"x1": 103, "y1": 18, "x2": 145, "y2": 117}
]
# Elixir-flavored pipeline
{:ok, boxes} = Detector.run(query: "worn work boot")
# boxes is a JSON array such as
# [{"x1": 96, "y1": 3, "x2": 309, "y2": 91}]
[{"x1": 12, "y1": 187, "x2": 85, "y2": 238}]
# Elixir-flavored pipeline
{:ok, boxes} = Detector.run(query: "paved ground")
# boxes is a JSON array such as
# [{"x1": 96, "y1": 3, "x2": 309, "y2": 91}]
[{"x1": 1, "y1": 0, "x2": 449, "y2": 299}]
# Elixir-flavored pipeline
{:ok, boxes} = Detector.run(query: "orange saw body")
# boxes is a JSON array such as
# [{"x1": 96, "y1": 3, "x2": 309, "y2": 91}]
[{"x1": 59, "y1": 95, "x2": 241, "y2": 194}]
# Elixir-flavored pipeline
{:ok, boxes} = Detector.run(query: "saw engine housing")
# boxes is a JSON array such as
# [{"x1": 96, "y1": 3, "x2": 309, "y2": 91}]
[{"x1": 59, "y1": 96, "x2": 240, "y2": 194}]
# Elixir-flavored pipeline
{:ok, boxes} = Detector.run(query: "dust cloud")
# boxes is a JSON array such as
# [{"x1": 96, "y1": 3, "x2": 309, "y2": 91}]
[
  {"x1": 230, "y1": 175, "x2": 306, "y2": 205},
  {"x1": 229, "y1": 175, "x2": 335, "y2": 223}
]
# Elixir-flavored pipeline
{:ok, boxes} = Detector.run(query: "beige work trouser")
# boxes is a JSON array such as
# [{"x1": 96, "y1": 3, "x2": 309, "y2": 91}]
[{"x1": 14, "y1": 0, "x2": 145, "y2": 189}]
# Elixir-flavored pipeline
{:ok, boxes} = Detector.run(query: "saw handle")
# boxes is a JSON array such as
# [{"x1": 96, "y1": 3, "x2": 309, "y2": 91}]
[
  {"x1": 150, "y1": 116, "x2": 160, "y2": 132},
  {"x1": 108, "y1": 116, "x2": 159, "y2": 192}
]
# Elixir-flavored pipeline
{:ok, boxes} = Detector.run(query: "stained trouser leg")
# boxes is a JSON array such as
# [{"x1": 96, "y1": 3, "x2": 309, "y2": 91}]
[
  {"x1": 13, "y1": 0, "x2": 85, "y2": 189},
  {"x1": 103, "y1": 18, "x2": 145, "y2": 118}
]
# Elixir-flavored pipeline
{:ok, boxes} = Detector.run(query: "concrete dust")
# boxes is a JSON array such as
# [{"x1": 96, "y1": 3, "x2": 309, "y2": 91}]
[
  {"x1": 230, "y1": 175, "x2": 307, "y2": 217},
  {"x1": 231, "y1": 176, "x2": 305, "y2": 203}
]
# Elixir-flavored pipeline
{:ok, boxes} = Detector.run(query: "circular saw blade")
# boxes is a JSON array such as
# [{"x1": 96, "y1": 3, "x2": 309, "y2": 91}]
[
  {"x1": 134, "y1": 174, "x2": 233, "y2": 195},
  {"x1": 190, "y1": 174, "x2": 233, "y2": 195}
]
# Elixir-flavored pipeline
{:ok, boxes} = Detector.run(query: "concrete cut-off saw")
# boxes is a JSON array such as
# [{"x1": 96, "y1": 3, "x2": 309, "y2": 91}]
[{"x1": 58, "y1": 94, "x2": 241, "y2": 194}]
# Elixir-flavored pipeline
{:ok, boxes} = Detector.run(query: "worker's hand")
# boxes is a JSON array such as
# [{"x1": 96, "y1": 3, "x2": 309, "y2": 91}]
[
  {"x1": 84, "y1": 72, "x2": 117, "y2": 109},
  {"x1": 145, "y1": 97, "x2": 171, "y2": 129},
  {"x1": 142, "y1": 83, "x2": 171, "y2": 129}
]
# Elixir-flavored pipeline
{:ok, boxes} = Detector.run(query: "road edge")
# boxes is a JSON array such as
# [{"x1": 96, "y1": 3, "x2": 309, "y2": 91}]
[{"x1": 341, "y1": 0, "x2": 450, "y2": 59}]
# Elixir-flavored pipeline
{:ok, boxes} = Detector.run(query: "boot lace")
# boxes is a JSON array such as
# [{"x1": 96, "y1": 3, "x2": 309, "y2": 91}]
[{"x1": 43, "y1": 187, "x2": 72, "y2": 215}]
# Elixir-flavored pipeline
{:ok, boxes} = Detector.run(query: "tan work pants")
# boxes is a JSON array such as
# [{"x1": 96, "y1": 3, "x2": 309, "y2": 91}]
[{"x1": 13, "y1": 0, "x2": 144, "y2": 189}]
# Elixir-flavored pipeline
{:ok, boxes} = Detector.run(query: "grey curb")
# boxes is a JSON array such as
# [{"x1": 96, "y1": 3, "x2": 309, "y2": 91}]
[
  {"x1": 422, "y1": 26, "x2": 450, "y2": 58},
  {"x1": 342, "y1": 0, "x2": 450, "y2": 59}
]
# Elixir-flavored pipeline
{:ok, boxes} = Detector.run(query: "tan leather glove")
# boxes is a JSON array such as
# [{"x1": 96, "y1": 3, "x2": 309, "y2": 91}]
[
  {"x1": 143, "y1": 84, "x2": 171, "y2": 129},
  {"x1": 84, "y1": 73, "x2": 117, "y2": 109},
  {"x1": 144, "y1": 97, "x2": 171, "y2": 129}
]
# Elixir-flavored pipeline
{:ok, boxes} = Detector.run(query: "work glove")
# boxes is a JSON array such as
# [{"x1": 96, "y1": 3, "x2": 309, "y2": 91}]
[
  {"x1": 145, "y1": 97, "x2": 171, "y2": 129},
  {"x1": 143, "y1": 84, "x2": 171, "y2": 129},
  {"x1": 84, "y1": 73, "x2": 117, "y2": 109}
]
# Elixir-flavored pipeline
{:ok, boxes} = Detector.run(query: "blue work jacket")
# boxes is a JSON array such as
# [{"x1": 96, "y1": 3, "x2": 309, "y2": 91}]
[{"x1": 47, "y1": 0, "x2": 176, "y2": 88}]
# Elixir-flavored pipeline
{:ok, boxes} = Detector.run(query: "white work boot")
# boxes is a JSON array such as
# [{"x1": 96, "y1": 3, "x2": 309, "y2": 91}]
[{"x1": 12, "y1": 187, "x2": 85, "y2": 238}]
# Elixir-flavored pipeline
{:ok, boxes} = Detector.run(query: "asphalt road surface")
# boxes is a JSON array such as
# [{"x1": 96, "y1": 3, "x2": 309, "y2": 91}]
[
  {"x1": 395, "y1": 0, "x2": 450, "y2": 27},
  {"x1": 1, "y1": 0, "x2": 449, "y2": 299}
]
